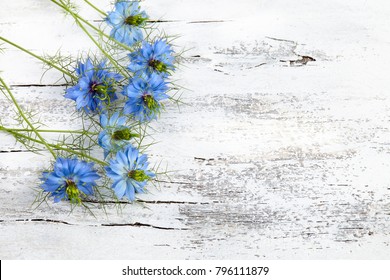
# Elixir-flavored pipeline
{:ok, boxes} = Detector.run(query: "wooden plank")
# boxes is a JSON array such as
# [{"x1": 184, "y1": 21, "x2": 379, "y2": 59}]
[
  {"x1": 2, "y1": 0, "x2": 388, "y2": 84},
  {"x1": 1, "y1": 223, "x2": 389, "y2": 259},
  {"x1": 1, "y1": 0, "x2": 390, "y2": 259},
  {"x1": 1, "y1": 147, "x2": 390, "y2": 259},
  {"x1": 1, "y1": 78, "x2": 390, "y2": 258}
]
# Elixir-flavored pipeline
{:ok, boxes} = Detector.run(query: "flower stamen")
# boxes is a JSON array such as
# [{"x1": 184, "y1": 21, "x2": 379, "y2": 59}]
[
  {"x1": 148, "y1": 59, "x2": 167, "y2": 73},
  {"x1": 143, "y1": 94, "x2": 159, "y2": 111},
  {"x1": 91, "y1": 83, "x2": 108, "y2": 95},
  {"x1": 112, "y1": 128, "x2": 138, "y2": 140},
  {"x1": 65, "y1": 179, "x2": 81, "y2": 204},
  {"x1": 127, "y1": 170, "x2": 149, "y2": 182},
  {"x1": 124, "y1": 15, "x2": 147, "y2": 26}
]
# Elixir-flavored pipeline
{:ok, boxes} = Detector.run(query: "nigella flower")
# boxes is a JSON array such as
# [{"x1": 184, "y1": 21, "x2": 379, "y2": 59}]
[
  {"x1": 106, "y1": 1, "x2": 148, "y2": 46},
  {"x1": 65, "y1": 59, "x2": 122, "y2": 113},
  {"x1": 40, "y1": 157, "x2": 100, "y2": 204},
  {"x1": 128, "y1": 39, "x2": 175, "y2": 77},
  {"x1": 105, "y1": 145, "x2": 155, "y2": 201},
  {"x1": 122, "y1": 73, "x2": 169, "y2": 122},
  {"x1": 98, "y1": 112, "x2": 139, "y2": 158}
]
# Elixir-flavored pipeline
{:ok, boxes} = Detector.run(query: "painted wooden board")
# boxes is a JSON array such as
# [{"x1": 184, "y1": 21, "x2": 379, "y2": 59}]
[{"x1": 1, "y1": 0, "x2": 390, "y2": 259}]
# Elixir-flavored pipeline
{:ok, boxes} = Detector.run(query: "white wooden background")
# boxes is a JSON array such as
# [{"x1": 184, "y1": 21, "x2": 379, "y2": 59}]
[{"x1": 1, "y1": 0, "x2": 390, "y2": 259}]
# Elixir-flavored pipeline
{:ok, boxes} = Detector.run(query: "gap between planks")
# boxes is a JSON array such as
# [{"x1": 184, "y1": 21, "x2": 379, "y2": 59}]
[{"x1": 0, "y1": 218, "x2": 188, "y2": 231}]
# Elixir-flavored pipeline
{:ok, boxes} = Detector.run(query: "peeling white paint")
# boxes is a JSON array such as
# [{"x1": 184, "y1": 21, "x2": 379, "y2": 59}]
[{"x1": 0, "y1": 0, "x2": 390, "y2": 259}]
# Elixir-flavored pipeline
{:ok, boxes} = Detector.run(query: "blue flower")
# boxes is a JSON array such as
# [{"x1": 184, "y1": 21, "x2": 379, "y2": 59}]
[
  {"x1": 40, "y1": 157, "x2": 100, "y2": 204},
  {"x1": 106, "y1": 1, "x2": 148, "y2": 46},
  {"x1": 128, "y1": 39, "x2": 175, "y2": 77},
  {"x1": 105, "y1": 145, "x2": 155, "y2": 201},
  {"x1": 65, "y1": 59, "x2": 122, "y2": 113},
  {"x1": 122, "y1": 73, "x2": 169, "y2": 122},
  {"x1": 98, "y1": 112, "x2": 139, "y2": 158}
]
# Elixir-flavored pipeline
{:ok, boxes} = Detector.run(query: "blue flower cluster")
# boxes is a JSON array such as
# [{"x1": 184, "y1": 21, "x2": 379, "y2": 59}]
[
  {"x1": 123, "y1": 73, "x2": 169, "y2": 122},
  {"x1": 65, "y1": 59, "x2": 122, "y2": 113},
  {"x1": 98, "y1": 112, "x2": 139, "y2": 158},
  {"x1": 41, "y1": 157, "x2": 100, "y2": 204},
  {"x1": 106, "y1": 1, "x2": 148, "y2": 47},
  {"x1": 41, "y1": 1, "x2": 176, "y2": 204},
  {"x1": 128, "y1": 40, "x2": 175, "y2": 77},
  {"x1": 123, "y1": 39, "x2": 175, "y2": 121},
  {"x1": 105, "y1": 145, "x2": 155, "y2": 200}
]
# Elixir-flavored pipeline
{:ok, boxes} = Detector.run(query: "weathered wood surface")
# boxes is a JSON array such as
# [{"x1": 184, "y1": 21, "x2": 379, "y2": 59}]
[{"x1": 1, "y1": 0, "x2": 390, "y2": 259}]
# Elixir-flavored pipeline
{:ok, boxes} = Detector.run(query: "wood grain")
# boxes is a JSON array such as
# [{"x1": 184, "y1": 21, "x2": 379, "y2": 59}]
[{"x1": 1, "y1": 0, "x2": 390, "y2": 259}]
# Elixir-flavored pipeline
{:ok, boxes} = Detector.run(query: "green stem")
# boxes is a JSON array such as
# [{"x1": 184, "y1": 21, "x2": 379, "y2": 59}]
[
  {"x1": 0, "y1": 36, "x2": 77, "y2": 80},
  {"x1": 79, "y1": 21, "x2": 129, "y2": 78},
  {"x1": 51, "y1": 144, "x2": 106, "y2": 166},
  {"x1": 2, "y1": 128, "x2": 107, "y2": 166},
  {"x1": 83, "y1": 0, "x2": 107, "y2": 17},
  {"x1": 0, "y1": 77, "x2": 57, "y2": 158},
  {"x1": 51, "y1": 0, "x2": 135, "y2": 52},
  {"x1": 0, "y1": 127, "x2": 97, "y2": 135},
  {"x1": 59, "y1": 0, "x2": 128, "y2": 78}
]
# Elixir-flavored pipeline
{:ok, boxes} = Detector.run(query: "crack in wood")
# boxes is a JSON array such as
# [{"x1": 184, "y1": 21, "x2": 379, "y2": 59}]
[
  {"x1": 154, "y1": 179, "x2": 192, "y2": 185},
  {"x1": 82, "y1": 198, "x2": 208, "y2": 205},
  {"x1": 138, "y1": 199, "x2": 208, "y2": 205},
  {"x1": 265, "y1": 36, "x2": 296, "y2": 44},
  {"x1": 0, "y1": 148, "x2": 60, "y2": 153},
  {"x1": 194, "y1": 157, "x2": 215, "y2": 161},
  {"x1": 0, "y1": 150, "x2": 27, "y2": 153},
  {"x1": 101, "y1": 222, "x2": 188, "y2": 231},
  {"x1": 0, "y1": 219, "x2": 186, "y2": 230},
  {"x1": 92, "y1": 19, "x2": 180, "y2": 23},
  {"x1": 280, "y1": 55, "x2": 316, "y2": 66},
  {"x1": 93, "y1": 19, "x2": 225, "y2": 24},
  {"x1": 147, "y1": 20, "x2": 181, "y2": 23},
  {"x1": 334, "y1": 239, "x2": 358, "y2": 243},
  {"x1": 10, "y1": 84, "x2": 69, "y2": 88},
  {"x1": 0, "y1": 218, "x2": 72, "y2": 225},
  {"x1": 0, "y1": 148, "x2": 83, "y2": 153},
  {"x1": 254, "y1": 63, "x2": 267, "y2": 68},
  {"x1": 187, "y1": 20, "x2": 230, "y2": 24}
]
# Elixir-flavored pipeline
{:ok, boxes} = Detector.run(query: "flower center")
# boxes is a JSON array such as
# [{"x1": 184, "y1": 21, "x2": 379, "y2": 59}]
[
  {"x1": 65, "y1": 179, "x2": 81, "y2": 204},
  {"x1": 124, "y1": 14, "x2": 147, "y2": 26},
  {"x1": 143, "y1": 94, "x2": 159, "y2": 111},
  {"x1": 148, "y1": 59, "x2": 167, "y2": 73},
  {"x1": 127, "y1": 170, "x2": 149, "y2": 182},
  {"x1": 112, "y1": 128, "x2": 133, "y2": 141},
  {"x1": 91, "y1": 83, "x2": 108, "y2": 95}
]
